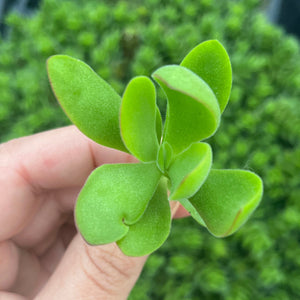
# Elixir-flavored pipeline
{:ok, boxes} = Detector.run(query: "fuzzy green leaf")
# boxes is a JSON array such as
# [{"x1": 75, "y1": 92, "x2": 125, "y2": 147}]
[
  {"x1": 179, "y1": 198, "x2": 205, "y2": 227},
  {"x1": 47, "y1": 55, "x2": 127, "y2": 152},
  {"x1": 75, "y1": 162, "x2": 161, "y2": 245},
  {"x1": 189, "y1": 169, "x2": 263, "y2": 237},
  {"x1": 152, "y1": 65, "x2": 220, "y2": 154},
  {"x1": 168, "y1": 142, "x2": 212, "y2": 200},
  {"x1": 120, "y1": 76, "x2": 159, "y2": 162},
  {"x1": 156, "y1": 106, "x2": 163, "y2": 142},
  {"x1": 117, "y1": 178, "x2": 171, "y2": 256},
  {"x1": 181, "y1": 40, "x2": 232, "y2": 112},
  {"x1": 157, "y1": 142, "x2": 174, "y2": 173}
]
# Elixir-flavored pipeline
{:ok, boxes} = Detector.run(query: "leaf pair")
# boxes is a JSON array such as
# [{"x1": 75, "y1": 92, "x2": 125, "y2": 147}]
[
  {"x1": 47, "y1": 40, "x2": 263, "y2": 257},
  {"x1": 75, "y1": 162, "x2": 171, "y2": 256},
  {"x1": 152, "y1": 39, "x2": 232, "y2": 156}
]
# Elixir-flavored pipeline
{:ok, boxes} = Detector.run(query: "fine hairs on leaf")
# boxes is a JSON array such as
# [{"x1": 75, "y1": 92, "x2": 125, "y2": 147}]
[{"x1": 47, "y1": 39, "x2": 263, "y2": 257}]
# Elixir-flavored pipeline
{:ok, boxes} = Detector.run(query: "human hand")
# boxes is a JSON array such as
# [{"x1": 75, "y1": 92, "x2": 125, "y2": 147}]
[{"x1": 0, "y1": 126, "x2": 188, "y2": 300}]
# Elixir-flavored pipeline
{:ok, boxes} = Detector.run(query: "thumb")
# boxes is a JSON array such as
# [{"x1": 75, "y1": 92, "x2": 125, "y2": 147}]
[
  {"x1": 35, "y1": 202, "x2": 181, "y2": 300},
  {"x1": 36, "y1": 234, "x2": 147, "y2": 300}
]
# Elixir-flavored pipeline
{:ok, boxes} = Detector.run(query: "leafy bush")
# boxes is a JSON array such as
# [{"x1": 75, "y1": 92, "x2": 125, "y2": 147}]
[{"x1": 1, "y1": 0, "x2": 299, "y2": 298}]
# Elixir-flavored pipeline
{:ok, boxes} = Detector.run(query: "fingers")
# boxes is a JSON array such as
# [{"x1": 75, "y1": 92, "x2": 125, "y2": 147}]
[
  {"x1": 0, "y1": 240, "x2": 47, "y2": 298},
  {"x1": 10, "y1": 248, "x2": 47, "y2": 298},
  {"x1": 3, "y1": 222, "x2": 78, "y2": 298},
  {"x1": 0, "y1": 241, "x2": 19, "y2": 290},
  {"x1": 11, "y1": 186, "x2": 79, "y2": 253},
  {"x1": 39, "y1": 224, "x2": 76, "y2": 274},
  {"x1": 0, "y1": 167, "x2": 40, "y2": 242},
  {"x1": 173, "y1": 203, "x2": 190, "y2": 219},
  {"x1": 0, "y1": 292, "x2": 27, "y2": 300},
  {"x1": 12, "y1": 196, "x2": 64, "y2": 250},
  {"x1": 0, "y1": 125, "x2": 134, "y2": 191},
  {"x1": 0, "y1": 126, "x2": 134, "y2": 242}
]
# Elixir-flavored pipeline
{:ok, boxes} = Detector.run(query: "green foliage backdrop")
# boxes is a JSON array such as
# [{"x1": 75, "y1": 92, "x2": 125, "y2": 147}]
[{"x1": 0, "y1": 0, "x2": 299, "y2": 298}]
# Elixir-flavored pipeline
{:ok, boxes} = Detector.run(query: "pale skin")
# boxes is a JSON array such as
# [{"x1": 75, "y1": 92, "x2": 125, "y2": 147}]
[{"x1": 0, "y1": 126, "x2": 189, "y2": 299}]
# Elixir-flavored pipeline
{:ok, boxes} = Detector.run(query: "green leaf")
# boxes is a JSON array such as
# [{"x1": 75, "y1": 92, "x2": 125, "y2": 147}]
[
  {"x1": 157, "y1": 142, "x2": 174, "y2": 173},
  {"x1": 117, "y1": 177, "x2": 171, "y2": 256},
  {"x1": 179, "y1": 198, "x2": 205, "y2": 227},
  {"x1": 75, "y1": 162, "x2": 161, "y2": 245},
  {"x1": 181, "y1": 40, "x2": 232, "y2": 113},
  {"x1": 168, "y1": 142, "x2": 212, "y2": 200},
  {"x1": 152, "y1": 65, "x2": 220, "y2": 154},
  {"x1": 47, "y1": 55, "x2": 127, "y2": 152},
  {"x1": 120, "y1": 76, "x2": 159, "y2": 162},
  {"x1": 189, "y1": 169, "x2": 263, "y2": 237},
  {"x1": 155, "y1": 106, "x2": 163, "y2": 142}
]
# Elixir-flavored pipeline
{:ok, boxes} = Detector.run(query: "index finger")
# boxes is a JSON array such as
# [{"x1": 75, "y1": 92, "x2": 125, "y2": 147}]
[{"x1": 0, "y1": 125, "x2": 135, "y2": 191}]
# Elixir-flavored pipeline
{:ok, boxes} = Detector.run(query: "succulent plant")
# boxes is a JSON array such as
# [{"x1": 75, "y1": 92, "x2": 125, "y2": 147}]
[{"x1": 47, "y1": 40, "x2": 263, "y2": 256}]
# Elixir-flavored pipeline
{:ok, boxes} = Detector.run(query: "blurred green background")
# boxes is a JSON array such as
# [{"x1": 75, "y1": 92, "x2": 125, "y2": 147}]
[{"x1": 0, "y1": 0, "x2": 299, "y2": 299}]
